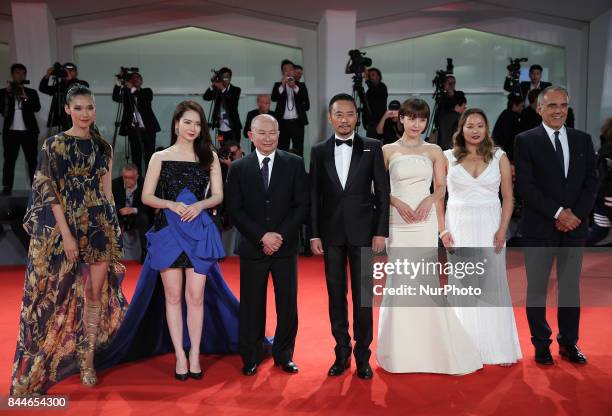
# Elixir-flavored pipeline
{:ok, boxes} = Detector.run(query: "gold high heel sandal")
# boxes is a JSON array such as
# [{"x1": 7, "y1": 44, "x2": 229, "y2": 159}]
[{"x1": 80, "y1": 302, "x2": 101, "y2": 387}]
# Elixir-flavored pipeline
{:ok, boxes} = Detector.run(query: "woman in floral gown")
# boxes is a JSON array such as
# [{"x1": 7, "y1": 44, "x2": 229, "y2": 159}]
[{"x1": 10, "y1": 85, "x2": 127, "y2": 395}]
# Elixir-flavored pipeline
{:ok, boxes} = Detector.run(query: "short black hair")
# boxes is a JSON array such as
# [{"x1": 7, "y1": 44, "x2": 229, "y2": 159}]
[
  {"x1": 507, "y1": 94, "x2": 524, "y2": 109},
  {"x1": 388, "y1": 100, "x2": 401, "y2": 110},
  {"x1": 294, "y1": 64, "x2": 303, "y2": 70},
  {"x1": 328, "y1": 93, "x2": 356, "y2": 113},
  {"x1": 453, "y1": 94, "x2": 467, "y2": 107},
  {"x1": 281, "y1": 59, "x2": 295, "y2": 71},
  {"x1": 529, "y1": 64, "x2": 543, "y2": 73},
  {"x1": 369, "y1": 67, "x2": 382, "y2": 80},
  {"x1": 223, "y1": 140, "x2": 240, "y2": 149},
  {"x1": 64, "y1": 62, "x2": 77, "y2": 70},
  {"x1": 219, "y1": 67, "x2": 232, "y2": 77},
  {"x1": 10, "y1": 63, "x2": 26, "y2": 74}
]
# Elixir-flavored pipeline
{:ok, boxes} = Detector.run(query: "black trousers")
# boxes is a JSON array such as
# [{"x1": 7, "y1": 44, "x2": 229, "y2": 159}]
[
  {"x1": 127, "y1": 129, "x2": 156, "y2": 175},
  {"x1": 239, "y1": 255, "x2": 298, "y2": 366},
  {"x1": 523, "y1": 235, "x2": 584, "y2": 348},
  {"x1": 323, "y1": 243, "x2": 373, "y2": 365},
  {"x1": 278, "y1": 119, "x2": 305, "y2": 157},
  {"x1": 2, "y1": 130, "x2": 38, "y2": 191}
]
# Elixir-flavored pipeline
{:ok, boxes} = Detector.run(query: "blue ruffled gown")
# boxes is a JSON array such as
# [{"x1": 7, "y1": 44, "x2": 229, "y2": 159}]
[{"x1": 97, "y1": 160, "x2": 240, "y2": 369}]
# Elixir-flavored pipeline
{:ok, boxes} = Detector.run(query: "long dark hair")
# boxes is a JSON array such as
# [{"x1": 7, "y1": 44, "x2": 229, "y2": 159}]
[
  {"x1": 452, "y1": 108, "x2": 496, "y2": 163},
  {"x1": 170, "y1": 100, "x2": 213, "y2": 170},
  {"x1": 65, "y1": 84, "x2": 112, "y2": 159}
]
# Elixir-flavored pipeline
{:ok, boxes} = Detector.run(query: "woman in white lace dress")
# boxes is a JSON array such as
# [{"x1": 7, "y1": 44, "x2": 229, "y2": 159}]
[{"x1": 442, "y1": 108, "x2": 522, "y2": 366}]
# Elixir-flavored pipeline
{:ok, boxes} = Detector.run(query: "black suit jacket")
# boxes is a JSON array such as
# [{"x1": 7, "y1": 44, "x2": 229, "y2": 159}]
[
  {"x1": 503, "y1": 79, "x2": 552, "y2": 99},
  {"x1": 39, "y1": 77, "x2": 89, "y2": 129},
  {"x1": 226, "y1": 150, "x2": 309, "y2": 259},
  {"x1": 112, "y1": 177, "x2": 152, "y2": 229},
  {"x1": 271, "y1": 82, "x2": 310, "y2": 125},
  {"x1": 112, "y1": 85, "x2": 161, "y2": 136},
  {"x1": 514, "y1": 125, "x2": 597, "y2": 240},
  {"x1": 310, "y1": 134, "x2": 390, "y2": 246},
  {"x1": 492, "y1": 109, "x2": 521, "y2": 161},
  {"x1": 203, "y1": 84, "x2": 242, "y2": 135},
  {"x1": 243, "y1": 109, "x2": 275, "y2": 138},
  {"x1": 0, "y1": 87, "x2": 41, "y2": 134}
]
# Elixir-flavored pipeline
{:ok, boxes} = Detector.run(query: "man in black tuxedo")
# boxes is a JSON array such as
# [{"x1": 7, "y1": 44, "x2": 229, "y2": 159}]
[
  {"x1": 504, "y1": 64, "x2": 552, "y2": 104},
  {"x1": 243, "y1": 94, "x2": 274, "y2": 151},
  {"x1": 0, "y1": 63, "x2": 41, "y2": 195},
  {"x1": 226, "y1": 114, "x2": 309, "y2": 376},
  {"x1": 310, "y1": 94, "x2": 389, "y2": 379},
  {"x1": 112, "y1": 164, "x2": 151, "y2": 263},
  {"x1": 514, "y1": 86, "x2": 597, "y2": 365},
  {"x1": 112, "y1": 72, "x2": 161, "y2": 175},
  {"x1": 271, "y1": 59, "x2": 310, "y2": 157},
  {"x1": 203, "y1": 67, "x2": 242, "y2": 143},
  {"x1": 39, "y1": 62, "x2": 88, "y2": 131}
]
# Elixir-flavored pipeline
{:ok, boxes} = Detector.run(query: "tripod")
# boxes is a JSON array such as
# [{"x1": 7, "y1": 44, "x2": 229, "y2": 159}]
[
  {"x1": 112, "y1": 84, "x2": 142, "y2": 166},
  {"x1": 350, "y1": 73, "x2": 371, "y2": 136},
  {"x1": 49, "y1": 79, "x2": 66, "y2": 134},
  {"x1": 425, "y1": 87, "x2": 445, "y2": 139}
]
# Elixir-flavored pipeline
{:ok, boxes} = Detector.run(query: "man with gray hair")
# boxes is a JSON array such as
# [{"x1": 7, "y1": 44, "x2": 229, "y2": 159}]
[
  {"x1": 514, "y1": 86, "x2": 597, "y2": 366},
  {"x1": 226, "y1": 114, "x2": 309, "y2": 376}
]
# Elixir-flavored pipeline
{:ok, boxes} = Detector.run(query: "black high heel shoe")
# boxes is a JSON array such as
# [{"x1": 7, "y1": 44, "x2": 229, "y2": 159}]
[
  {"x1": 188, "y1": 370, "x2": 203, "y2": 380},
  {"x1": 175, "y1": 372, "x2": 189, "y2": 381}
]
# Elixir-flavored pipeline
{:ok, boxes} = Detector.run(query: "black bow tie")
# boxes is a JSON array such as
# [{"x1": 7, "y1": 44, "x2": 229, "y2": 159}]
[{"x1": 335, "y1": 138, "x2": 353, "y2": 147}]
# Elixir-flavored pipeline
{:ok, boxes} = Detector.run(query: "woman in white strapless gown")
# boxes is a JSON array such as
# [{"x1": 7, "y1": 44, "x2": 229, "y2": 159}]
[
  {"x1": 376, "y1": 98, "x2": 482, "y2": 375},
  {"x1": 442, "y1": 108, "x2": 522, "y2": 365}
]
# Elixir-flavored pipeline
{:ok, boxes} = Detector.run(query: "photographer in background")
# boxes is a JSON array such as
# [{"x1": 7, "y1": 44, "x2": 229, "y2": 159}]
[
  {"x1": 218, "y1": 139, "x2": 244, "y2": 182},
  {"x1": 203, "y1": 67, "x2": 242, "y2": 144},
  {"x1": 436, "y1": 93, "x2": 467, "y2": 150},
  {"x1": 271, "y1": 59, "x2": 310, "y2": 157},
  {"x1": 375, "y1": 100, "x2": 402, "y2": 144},
  {"x1": 519, "y1": 89, "x2": 542, "y2": 132},
  {"x1": 294, "y1": 65, "x2": 304, "y2": 83},
  {"x1": 492, "y1": 94, "x2": 524, "y2": 162},
  {"x1": 504, "y1": 63, "x2": 551, "y2": 105},
  {"x1": 39, "y1": 62, "x2": 89, "y2": 131},
  {"x1": 244, "y1": 94, "x2": 274, "y2": 150},
  {"x1": 364, "y1": 67, "x2": 388, "y2": 139},
  {"x1": 0, "y1": 63, "x2": 41, "y2": 195},
  {"x1": 112, "y1": 164, "x2": 151, "y2": 263},
  {"x1": 112, "y1": 70, "x2": 161, "y2": 175}
]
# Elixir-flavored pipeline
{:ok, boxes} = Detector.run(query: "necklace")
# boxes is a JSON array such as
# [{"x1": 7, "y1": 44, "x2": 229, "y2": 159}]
[{"x1": 397, "y1": 138, "x2": 423, "y2": 148}]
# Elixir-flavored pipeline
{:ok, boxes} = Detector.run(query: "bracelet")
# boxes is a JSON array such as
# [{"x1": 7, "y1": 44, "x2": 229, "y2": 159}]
[{"x1": 438, "y1": 230, "x2": 450, "y2": 238}]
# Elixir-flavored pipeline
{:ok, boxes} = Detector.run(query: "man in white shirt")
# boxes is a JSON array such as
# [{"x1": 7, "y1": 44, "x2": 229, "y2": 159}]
[{"x1": 0, "y1": 63, "x2": 41, "y2": 195}]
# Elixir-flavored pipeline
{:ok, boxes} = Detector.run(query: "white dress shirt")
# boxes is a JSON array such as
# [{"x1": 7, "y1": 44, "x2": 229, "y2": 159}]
[
  {"x1": 10, "y1": 97, "x2": 26, "y2": 131},
  {"x1": 334, "y1": 133, "x2": 355, "y2": 189},
  {"x1": 542, "y1": 123, "x2": 569, "y2": 219},
  {"x1": 255, "y1": 148, "x2": 276, "y2": 186},
  {"x1": 278, "y1": 84, "x2": 299, "y2": 120}
]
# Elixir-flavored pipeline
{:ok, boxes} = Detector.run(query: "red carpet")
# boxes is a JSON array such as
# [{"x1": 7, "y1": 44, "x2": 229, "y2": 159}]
[{"x1": 1, "y1": 255, "x2": 611, "y2": 415}]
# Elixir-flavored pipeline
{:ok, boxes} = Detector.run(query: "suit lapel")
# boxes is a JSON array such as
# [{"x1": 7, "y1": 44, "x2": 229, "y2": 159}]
[
  {"x1": 344, "y1": 134, "x2": 364, "y2": 191},
  {"x1": 566, "y1": 129, "x2": 578, "y2": 180},
  {"x1": 267, "y1": 150, "x2": 284, "y2": 194},
  {"x1": 323, "y1": 136, "x2": 344, "y2": 191}
]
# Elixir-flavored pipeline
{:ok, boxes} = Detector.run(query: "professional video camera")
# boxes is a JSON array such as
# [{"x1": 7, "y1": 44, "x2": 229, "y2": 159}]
[
  {"x1": 345, "y1": 49, "x2": 373, "y2": 75},
  {"x1": 115, "y1": 66, "x2": 140, "y2": 82},
  {"x1": 210, "y1": 69, "x2": 230, "y2": 84},
  {"x1": 432, "y1": 58, "x2": 454, "y2": 99},
  {"x1": 506, "y1": 57, "x2": 528, "y2": 97},
  {"x1": 50, "y1": 62, "x2": 69, "y2": 78},
  {"x1": 344, "y1": 49, "x2": 373, "y2": 131}
]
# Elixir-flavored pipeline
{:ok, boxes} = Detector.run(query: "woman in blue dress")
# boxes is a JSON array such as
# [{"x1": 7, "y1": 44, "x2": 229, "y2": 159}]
[{"x1": 97, "y1": 101, "x2": 239, "y2": 380}]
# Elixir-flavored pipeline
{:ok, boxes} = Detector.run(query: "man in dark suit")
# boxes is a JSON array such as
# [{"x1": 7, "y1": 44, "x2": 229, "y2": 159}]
[
  {"x1": 243, "y1": 94, "x2": 274, "y2": 151},
  {"x1": 0, "y1": 63, "x2": 41, "y2": 195},
  {"x1": 271, "y1": 59, "x2": 310, "y2": 157},
  {"x1": 514, "y1": 86, "x2": 597, "y2": 366},
  {"x1": 493, "y1": 94, "x2": 524, "y2": 162},
  {"x1": 226, "y1": 114, "x2": 309, "y2": 376},
  {"x1": 112, "y1": 72, "x2": 161, "y2": 175},
  {"x1": 112, "y1": 164, "x2": 151, "y2": 263},
  {"x1": 203, "y1": 67, "x2": 242, "y2": 143},
  {"x1": 310, "y1": 93, "x2": 390, "y2": 379},
  {"x1": 504, "y1": 64, "x2": 552, "y2": 104},
  {"x1": 39, "y1": 62, "x2": 88, "y2": 131}
]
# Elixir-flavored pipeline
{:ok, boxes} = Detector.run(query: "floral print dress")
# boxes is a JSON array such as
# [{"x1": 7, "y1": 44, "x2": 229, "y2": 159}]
[{"x1": 10, "y1": 133, "x2": 127, "y2": 395}]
